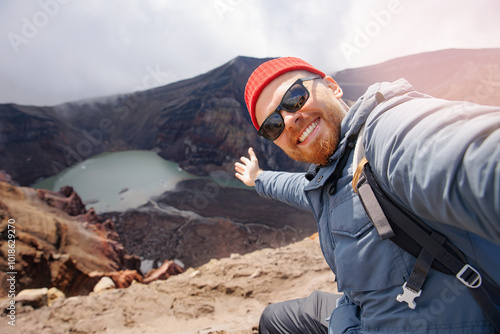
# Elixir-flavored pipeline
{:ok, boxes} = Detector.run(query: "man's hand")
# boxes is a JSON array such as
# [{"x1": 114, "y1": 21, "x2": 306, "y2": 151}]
[{"x1": 235, "y1": 147, "x2": 262, "y2": 187}]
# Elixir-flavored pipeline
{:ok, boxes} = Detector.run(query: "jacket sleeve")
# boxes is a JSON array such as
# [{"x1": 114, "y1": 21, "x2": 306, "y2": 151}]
[
  {"x1": 254, "y1": 171, "x2": 312, "y2": 212},
  {"x1": 364, "y1": 95, "x2": 500, "y2": 244}
]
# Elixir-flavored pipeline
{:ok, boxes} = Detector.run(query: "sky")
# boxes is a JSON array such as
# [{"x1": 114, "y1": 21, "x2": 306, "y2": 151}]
[{"x1": 0, "y1": 0, "x2": 499, "y2": 106}]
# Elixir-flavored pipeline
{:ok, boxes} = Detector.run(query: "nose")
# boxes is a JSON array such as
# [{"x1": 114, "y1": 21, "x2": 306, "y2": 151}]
[{"x1": 281, "y1": 110, "x2": 302, "y2": 130}]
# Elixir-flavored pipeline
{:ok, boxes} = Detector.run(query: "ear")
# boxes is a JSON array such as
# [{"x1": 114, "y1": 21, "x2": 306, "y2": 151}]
[{"x1": 324, "y1": 76, "x2": 343, "y2": 99}]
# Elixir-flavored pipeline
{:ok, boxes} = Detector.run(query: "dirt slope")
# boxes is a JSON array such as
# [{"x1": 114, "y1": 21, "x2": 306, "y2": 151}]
[{"x1": 1, "y1": 235, "x2": 339, "y2": 334}]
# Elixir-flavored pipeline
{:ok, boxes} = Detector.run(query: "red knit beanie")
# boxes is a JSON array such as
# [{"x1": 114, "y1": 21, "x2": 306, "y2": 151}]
[{"x1": 244, "y1": 57, "x2": 326, "y2": 130}]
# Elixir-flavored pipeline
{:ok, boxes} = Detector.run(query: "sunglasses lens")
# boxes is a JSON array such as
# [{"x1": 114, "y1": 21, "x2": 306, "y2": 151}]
[
  {"x1": 259, "y1": 112, "x2": 284, "y2": 141},
  {"x1": 281, "y1": 84, "x2": 309, "y2": 111},
  {"x1": 257, "y1": 78, "x2": 316, "y2": 141}
]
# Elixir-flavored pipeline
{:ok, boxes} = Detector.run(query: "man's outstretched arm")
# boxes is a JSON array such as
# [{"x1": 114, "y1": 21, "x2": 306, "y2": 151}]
[
  {"x1": 365, "y1": 98, "x2": 500, "y2": 244},
  {"x1": 235, "y1": 147, "x2": 311, "y2": 212}
]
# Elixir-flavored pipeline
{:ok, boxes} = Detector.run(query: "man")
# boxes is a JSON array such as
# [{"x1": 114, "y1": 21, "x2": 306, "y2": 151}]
[{"x1": 234, "y1": 57, "x2": 500, "y2": 333}]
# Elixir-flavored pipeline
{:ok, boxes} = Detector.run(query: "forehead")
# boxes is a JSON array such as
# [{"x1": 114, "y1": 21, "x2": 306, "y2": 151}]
[{"x1": 255, "y1": 70, "x2": 311, "y2": 126}]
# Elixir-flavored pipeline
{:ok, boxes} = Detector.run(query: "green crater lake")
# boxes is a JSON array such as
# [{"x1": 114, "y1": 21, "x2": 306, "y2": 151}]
[{"x1": 32, "y1": 150, "x2": 197, "y2": 213}]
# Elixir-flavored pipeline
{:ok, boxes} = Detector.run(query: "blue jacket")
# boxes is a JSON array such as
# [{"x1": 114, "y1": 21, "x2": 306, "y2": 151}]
[{"x1": 255, "y1": 79, "x2": 500, "y2": 333}]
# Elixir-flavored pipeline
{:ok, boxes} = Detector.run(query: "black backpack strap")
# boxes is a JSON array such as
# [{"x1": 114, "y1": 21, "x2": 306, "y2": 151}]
[
  {"x1": 397, "y1": 232, "x2": 445, "y2": 309},
  {"x1": 353, "y1": 158, "x2": 500, "y2": 331}
]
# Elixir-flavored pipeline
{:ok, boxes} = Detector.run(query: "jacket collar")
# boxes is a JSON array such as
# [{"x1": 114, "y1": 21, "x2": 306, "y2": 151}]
[{"x1": 305, "y1": 78, "x2": 415, "y2": 184}]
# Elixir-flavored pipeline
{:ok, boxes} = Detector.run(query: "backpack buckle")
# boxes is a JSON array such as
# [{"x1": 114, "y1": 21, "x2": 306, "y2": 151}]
[
  {"x1": 456, "y1": 264, "x2": 482, "y2": 288},
  {"x1": 396, "y1": 282, "x2": 421, "y2": 309}
]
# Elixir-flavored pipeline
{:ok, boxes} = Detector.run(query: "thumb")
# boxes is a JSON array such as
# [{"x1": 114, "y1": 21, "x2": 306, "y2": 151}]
[{"x1": 248, "y1": 147, "x2": 257, "y2": 161}]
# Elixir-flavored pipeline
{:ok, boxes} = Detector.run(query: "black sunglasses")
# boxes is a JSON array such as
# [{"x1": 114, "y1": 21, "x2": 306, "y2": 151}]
[{"x1": 257, "y1": 76, "x2": 321, "y2": 141}]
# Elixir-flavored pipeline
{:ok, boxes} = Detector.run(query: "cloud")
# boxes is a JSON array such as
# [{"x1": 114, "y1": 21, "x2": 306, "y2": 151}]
[
  {"x1": 336, "y1": 0, "x2": 500, "y2": 68},
  {"x1": 0, "y1": 0, "x2": 499, "y2": 106}
]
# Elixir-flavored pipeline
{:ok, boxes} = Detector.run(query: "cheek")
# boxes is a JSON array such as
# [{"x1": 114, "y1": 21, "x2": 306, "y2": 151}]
[{"x1": 274, "y1": 137, "x2": 290, "y2": 151}]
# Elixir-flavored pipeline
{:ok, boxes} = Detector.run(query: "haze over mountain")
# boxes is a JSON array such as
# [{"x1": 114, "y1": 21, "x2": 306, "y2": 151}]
[{"x1": 334, "y1": 48, "x2": 500, "y2": 106}]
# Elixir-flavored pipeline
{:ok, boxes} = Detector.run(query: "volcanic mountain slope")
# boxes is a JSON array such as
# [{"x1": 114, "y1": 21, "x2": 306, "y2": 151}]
[
  {"x1": 334, "y1": 48, "x2": 500, "y2": 106},
  {"x1": 1, "y1": 49, "x2": 500, "y2": 186},
  {"x1": 0, "y1": 56, "x2": 305, "y2": 186}
]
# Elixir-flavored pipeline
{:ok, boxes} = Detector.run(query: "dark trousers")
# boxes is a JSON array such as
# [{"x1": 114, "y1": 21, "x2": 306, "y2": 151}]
[{"x1": 259, "y1": 291, "x2": 342, "y2": 334}]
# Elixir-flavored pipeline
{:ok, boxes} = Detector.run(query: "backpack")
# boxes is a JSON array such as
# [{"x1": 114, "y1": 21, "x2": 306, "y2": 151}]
[{"x1": 351, "y1": 131, "x2": 500, "y2": 332}]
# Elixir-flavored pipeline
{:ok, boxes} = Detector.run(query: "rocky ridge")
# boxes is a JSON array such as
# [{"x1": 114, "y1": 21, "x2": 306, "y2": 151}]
[
  {"x1": 0, "y1": 181, "x2": 141, "y2": 298},
  {"x1": 334, "y1": 48, "x2": 500, "y2": 106}
]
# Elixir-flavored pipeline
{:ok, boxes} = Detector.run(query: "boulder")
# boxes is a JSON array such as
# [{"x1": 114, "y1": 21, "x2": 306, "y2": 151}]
[
  {"x1": 47, "y1": 287, "x2": 65, "y2": 306},
  {"x1": 108, "y1": 269, "x2": 143, "y2": 288},
  {"x1": 143, "y1": 260, "x2": 184, "y2": 284},
  {"x1": 17, "y1": 288, "x2": 48, "y2": 309},
  {"x1": 93, "y1": 277, "x2": 116, "y2": 293},
  {"x1": 37, "y1": 186, "x2": 86, "y2": 216}
]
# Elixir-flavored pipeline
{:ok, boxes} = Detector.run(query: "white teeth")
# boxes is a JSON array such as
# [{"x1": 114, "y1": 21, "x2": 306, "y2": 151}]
[{"x1": 299, "y1": 120, "x2": 319, "y2": 143}]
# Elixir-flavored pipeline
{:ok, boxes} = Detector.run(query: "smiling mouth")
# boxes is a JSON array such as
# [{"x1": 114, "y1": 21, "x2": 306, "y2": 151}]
[{"x1": 298, "y1": 119, "x2": 320, "y2": 143}]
